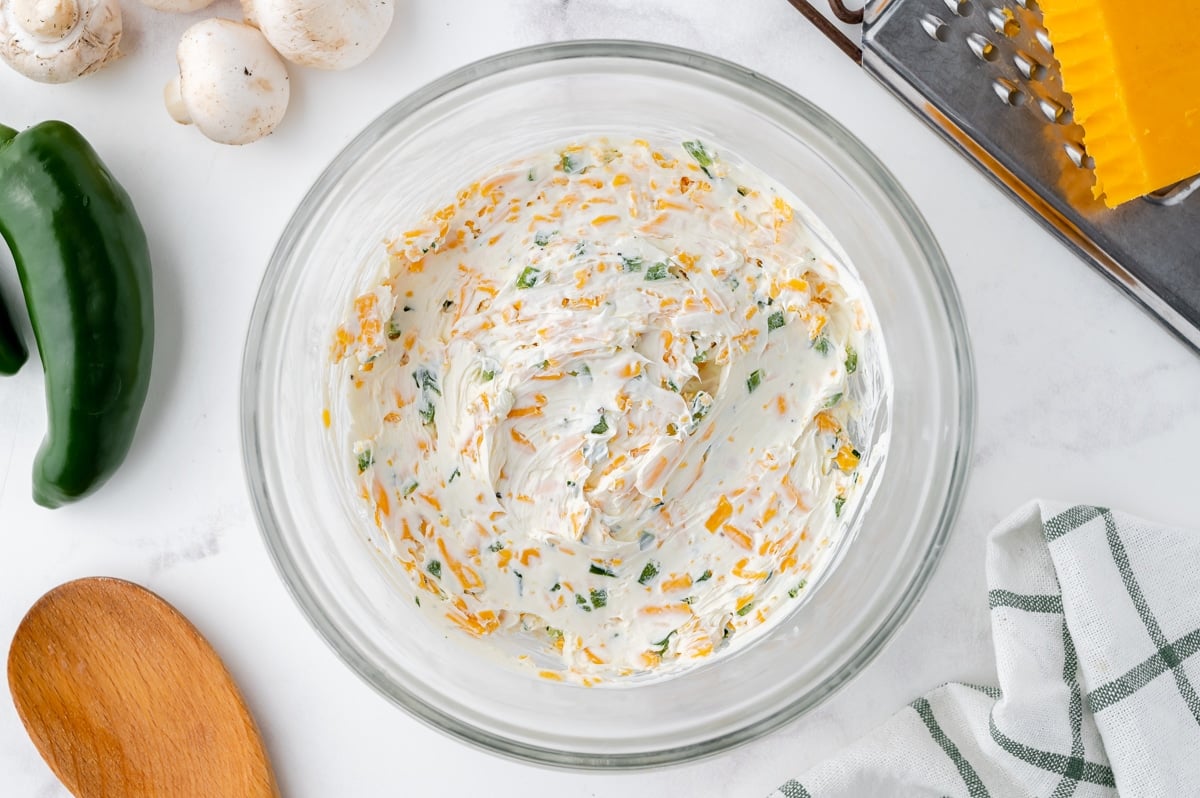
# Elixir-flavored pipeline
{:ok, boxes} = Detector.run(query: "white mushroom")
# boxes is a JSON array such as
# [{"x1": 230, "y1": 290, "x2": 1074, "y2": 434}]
[
  {"x1": 165, "y1": 19, "x2": 289, "y2": 146},
  {"x1": 241, "y1": 0, "x2": 393, "y2": 71},
  {"x1": 0, "y1": 0, "x2": 120, "y2": 83},
  {"x1": 141, "y1": 0, "x2": 215, "y2": 13}
]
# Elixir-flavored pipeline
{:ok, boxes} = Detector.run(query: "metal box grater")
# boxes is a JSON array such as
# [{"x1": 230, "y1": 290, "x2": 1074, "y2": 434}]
[{"x1": 793, "y1": 0, "x2": 1200, "y2": 353}]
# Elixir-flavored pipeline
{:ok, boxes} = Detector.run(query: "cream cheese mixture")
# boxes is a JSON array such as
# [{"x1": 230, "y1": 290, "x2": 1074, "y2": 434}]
[{"x1": 330, "y1": 137, "x2": 875, "y2": 684}]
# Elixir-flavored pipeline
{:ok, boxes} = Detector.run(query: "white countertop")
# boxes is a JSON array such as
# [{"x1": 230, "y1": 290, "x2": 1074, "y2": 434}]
[{"x1": 3, "y1": 1, "x2": 1199, "y2": 795}]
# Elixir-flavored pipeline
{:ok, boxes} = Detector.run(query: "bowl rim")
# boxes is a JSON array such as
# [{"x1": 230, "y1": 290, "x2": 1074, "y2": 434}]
[{"x1": 241, "y1": 38, "x2": 976, "y2": 770}]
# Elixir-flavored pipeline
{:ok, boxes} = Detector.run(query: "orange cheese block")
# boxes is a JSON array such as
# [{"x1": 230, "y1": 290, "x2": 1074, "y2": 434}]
[{"x1": 1040, "y1": 0, "x2": 1200, "y2": 207}]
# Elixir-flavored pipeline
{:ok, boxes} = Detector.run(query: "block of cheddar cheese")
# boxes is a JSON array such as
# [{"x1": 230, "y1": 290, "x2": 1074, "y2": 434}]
[{"x1": 1040, "y1": 0, "x2": 1200, "y2": 207}]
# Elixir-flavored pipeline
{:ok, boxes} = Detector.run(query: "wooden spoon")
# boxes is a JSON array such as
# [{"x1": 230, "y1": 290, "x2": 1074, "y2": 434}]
[{"x1": 7, "y1": 577, "x2": 280, "y2": 798}]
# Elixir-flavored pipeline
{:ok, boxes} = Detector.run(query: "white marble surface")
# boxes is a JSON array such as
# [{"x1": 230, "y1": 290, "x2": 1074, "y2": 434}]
[{"x1": 2, "y1": 0, "x2": 1199, "y2": 795}]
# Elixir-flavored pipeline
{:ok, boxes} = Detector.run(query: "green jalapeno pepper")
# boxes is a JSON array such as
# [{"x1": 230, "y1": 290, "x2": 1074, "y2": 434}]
[
  {"x1": 0, "y1": 125, "x2": 29, "y2": 376},
  {"x1": 0, "y1": 121, "x2": 154, "y2": 507},
  {"x1": 0, "y1": 289, "x2": 27, "y2": 375}
]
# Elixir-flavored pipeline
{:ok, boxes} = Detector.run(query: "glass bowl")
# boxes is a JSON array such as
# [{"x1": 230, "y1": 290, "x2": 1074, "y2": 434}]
[{"x1": 242, "y1": 40, "x2": 974, "y2": 768}]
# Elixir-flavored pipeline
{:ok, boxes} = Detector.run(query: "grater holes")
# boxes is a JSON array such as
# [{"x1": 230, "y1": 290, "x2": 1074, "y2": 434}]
[
  {"x1": 1034, "y1": 28, "x2": 1053, "y2": 54},
  {"x1": 1037, "y1": 97, "x2": 1067, "y2": 123},
  {"x1": 967, "y1": 33, "x2": 999, "y2": 62},
  {"x1": 993, "y1": 77, "x2": 1027, "y2": 107},
  {"x1": 1013, "y1": 51, "x2": 1046, "y2": 80},
  {"x1": 942, "y1": 0, "x2": 974, "y2": 16},
  {"x1": 1144, "y1": 175, "x2": 1200, "y2": 206},
  {"x1": 1064, "y1": 143, "x2": 1094, "y2": 170},
  {"x1": 987, "y1": 7, "x2": 1020, "y2": 37},
  {"x1": 921, "y1": 13, "x2": 950, "y2": 41}
]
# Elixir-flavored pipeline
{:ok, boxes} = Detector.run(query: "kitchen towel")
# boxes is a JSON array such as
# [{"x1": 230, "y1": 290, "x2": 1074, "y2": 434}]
[{"x1": 772, "y1": 502, "x2": 1200, "y2": 798}]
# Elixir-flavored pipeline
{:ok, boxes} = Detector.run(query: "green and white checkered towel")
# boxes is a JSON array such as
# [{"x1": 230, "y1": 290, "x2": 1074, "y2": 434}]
[{"x1": 772, "y1": 502, "x2": 1200, "y2": 798}]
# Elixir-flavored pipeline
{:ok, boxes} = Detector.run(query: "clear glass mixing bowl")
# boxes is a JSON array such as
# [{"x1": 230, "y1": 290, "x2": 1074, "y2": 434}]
[{"x1": 242, "y1": 40, "x2": 974, "y2": 768}]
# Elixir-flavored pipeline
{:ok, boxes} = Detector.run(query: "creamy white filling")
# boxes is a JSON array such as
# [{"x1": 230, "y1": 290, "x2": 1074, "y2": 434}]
[{"x1": 332, "y1": 137, "x2": 873, "y2": 682}]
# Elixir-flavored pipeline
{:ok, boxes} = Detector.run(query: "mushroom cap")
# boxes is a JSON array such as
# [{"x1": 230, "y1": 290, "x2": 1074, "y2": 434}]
[
  {"x1": 173, "y1": 18, "x2": 289, "y2": 146},
  {"x1": 241, "y1": 0, "x2": 393, "y2": 71},
  {"x1": 0, "y1": 0, "x2": 121, "y2": 83},
  {"x1": 141, "y1": 0, "x2": 216, "y2": 13}
]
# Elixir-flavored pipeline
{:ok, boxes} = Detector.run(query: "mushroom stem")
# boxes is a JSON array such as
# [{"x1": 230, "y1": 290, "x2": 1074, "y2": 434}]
[
  {"x1": 11, "y1": 0, "x2": 80, "y2": 41},
  {"x1": 163, "y1": 77, "x2": 190, "y2": 126}
]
